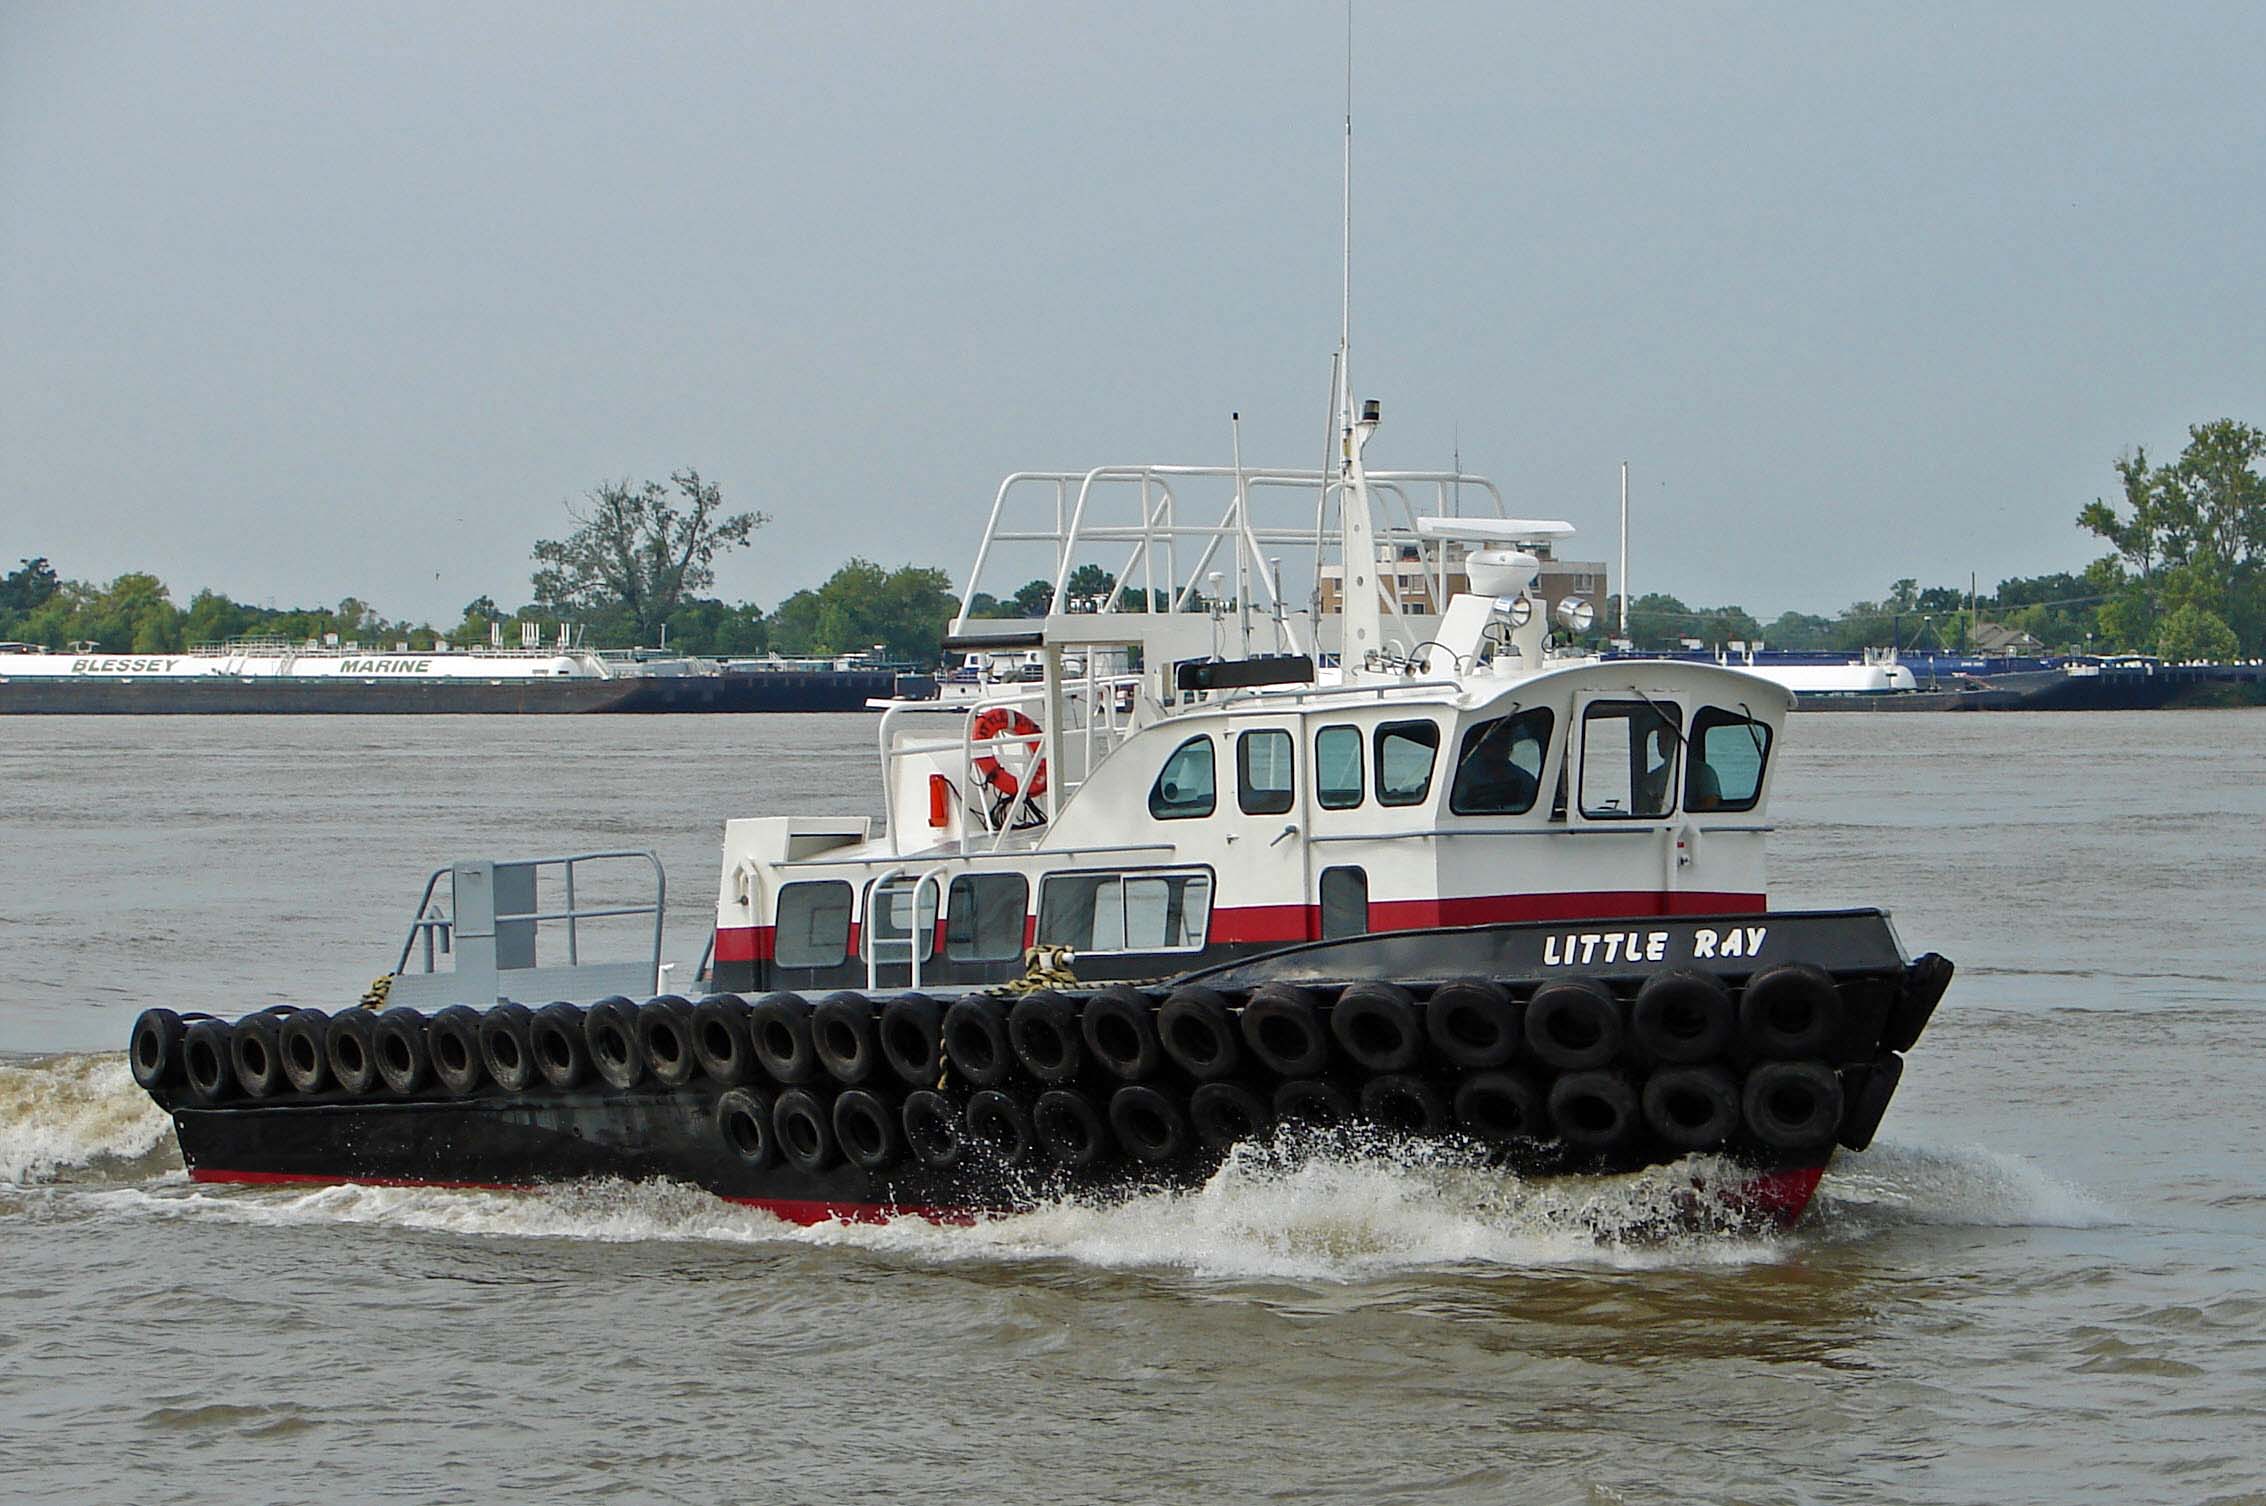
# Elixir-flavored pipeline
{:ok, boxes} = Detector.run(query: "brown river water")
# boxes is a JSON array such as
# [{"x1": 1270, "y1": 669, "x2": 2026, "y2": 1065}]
[{"x1": 1, "y1": 711, "x2": 2261, "y2": 1504}]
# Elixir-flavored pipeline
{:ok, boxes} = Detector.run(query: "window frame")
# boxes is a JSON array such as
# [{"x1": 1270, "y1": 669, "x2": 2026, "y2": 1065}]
[
  {"x1": 944, "y1": 871, "x2": 1030, "y2": 962},
  {"x1": 1447, "y1": 706, "x2": 1556, "y2": 817},
  {"x1": 1035, "y1": 865, "x2": 1216, "y2": 956},
  {"x1": 1576, "y1": 698, "x2": 1684, "y2": 821},
  {"x1": 1236, "y1": 727, "x2": 1296, "y2": 816},
  {"x1": 1314, "y1": 723, "x2": 1364, "y2": 810},
  {"x1": 1685, "y1": 706, "x2": 1772, "y2": 814},
  {"x1": 1148, "y1": 734, "x2": 1217, "y2": 821},
  {"x1": 1372, "y1": 719, "x2": 1443, "y2": 808},
  {"x1": 772, "y1": 879, "x2": 854, "y2": 969}
]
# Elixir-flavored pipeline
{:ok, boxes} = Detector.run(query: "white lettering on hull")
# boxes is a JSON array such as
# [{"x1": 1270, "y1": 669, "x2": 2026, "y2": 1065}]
[{"x1": 1544, "y1": 926, "x2": 1766, "y2": 968}]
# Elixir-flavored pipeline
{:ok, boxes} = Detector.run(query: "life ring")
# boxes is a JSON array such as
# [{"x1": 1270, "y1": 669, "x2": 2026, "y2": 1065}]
[{"x1": 971, "y1": 706, "x2": 1048, "y2": 798}]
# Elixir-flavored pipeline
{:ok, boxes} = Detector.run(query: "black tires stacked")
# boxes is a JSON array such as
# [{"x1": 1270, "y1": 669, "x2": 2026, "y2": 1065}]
[{"x1": 129, "y1": 955, "x2": 1908, "y2": 1191}]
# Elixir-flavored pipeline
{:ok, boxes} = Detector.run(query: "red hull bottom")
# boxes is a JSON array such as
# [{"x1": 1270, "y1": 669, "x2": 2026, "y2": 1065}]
[{"x1": 187, "y1": 1162, "x2": 1829, "y2": 1232}]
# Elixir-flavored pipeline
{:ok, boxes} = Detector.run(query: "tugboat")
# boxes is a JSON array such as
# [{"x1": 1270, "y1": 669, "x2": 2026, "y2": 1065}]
[{"x1": 123, "y1": 397, "x2": 1951, "y2": 1229}]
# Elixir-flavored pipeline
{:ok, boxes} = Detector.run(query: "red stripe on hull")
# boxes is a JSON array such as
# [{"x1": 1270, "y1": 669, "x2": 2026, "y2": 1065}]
[
  {"x1": 188, "y1": 1163, "x2": 1825, "y2": 1228},
  {"x1": 187, "y1": 1167, "x2": 966, "y2": 1227},
  {"x1": 720, "y1": 892, "x2": 1766, "y2": 966}
]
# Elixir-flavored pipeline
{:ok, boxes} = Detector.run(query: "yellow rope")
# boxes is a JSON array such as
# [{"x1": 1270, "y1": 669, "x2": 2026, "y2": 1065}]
[{"x1": 353, "y1": 974, "x2": 393, "y2": 1011}]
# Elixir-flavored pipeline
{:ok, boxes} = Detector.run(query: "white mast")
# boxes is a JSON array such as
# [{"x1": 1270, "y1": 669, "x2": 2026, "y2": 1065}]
[
  {"x1": 1334, "y1": 1, "x2": 1384, "y2": 675},
  {"x1": 1619, "y1": 460, "x2": 1630, "y2": 641}
]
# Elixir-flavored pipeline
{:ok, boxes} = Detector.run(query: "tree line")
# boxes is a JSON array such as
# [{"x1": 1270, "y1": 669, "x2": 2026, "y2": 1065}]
[{"x1": 6, "y1": 422, "x2": 2259, "y2": 666}]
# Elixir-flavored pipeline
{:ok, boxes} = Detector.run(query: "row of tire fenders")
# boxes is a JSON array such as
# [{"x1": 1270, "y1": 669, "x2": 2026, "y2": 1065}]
[{"x1": 130, "y1": 963, "x2": 1904, "y2": 1178}]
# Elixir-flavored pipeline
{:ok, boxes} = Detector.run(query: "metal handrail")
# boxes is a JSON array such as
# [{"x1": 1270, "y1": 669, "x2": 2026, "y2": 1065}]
[{"x1": 394, "y1": 849, "x2": 665, "y2": 976}]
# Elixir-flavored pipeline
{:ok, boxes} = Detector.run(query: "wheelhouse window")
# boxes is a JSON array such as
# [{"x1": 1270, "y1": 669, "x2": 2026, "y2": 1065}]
[
  {"x1": 1315, "y1": 724, "x2": 1364, "y2": 809},
  {"x1": 1687, "y1": 707, "x2": 1771, "y2": 812},
  {"x1": 773, "y1": 880, "x2": 853, "y2": 968},
  {"x1": 1319, "y1": 865, "x2": 1369, "y2": 940},
  {"x1": 945, "y1": 872, "x2": 1028, "y2": 961},
  {"x1": 1037, "y1": 869, "x2": 1213, "y2": 954},
  {"x1": 1149, "y1": 735, "x2": 1216, "y2": 820},
  {"x1": 865, "y1": 876, "x2": 938, "y2": 963},
  {"x1": 1374, "y1": 720, "x2": 1441, "y2": 807},
  {"x1": 1579, "y1": 700, "x2": 1682, "y2": 819},
  {"x1": 1237, "y1": 729, "x2": 1294, "y2": 816},
  {"x1": 1448, "y1": 707, "x2": 1554, "y2": 816}
]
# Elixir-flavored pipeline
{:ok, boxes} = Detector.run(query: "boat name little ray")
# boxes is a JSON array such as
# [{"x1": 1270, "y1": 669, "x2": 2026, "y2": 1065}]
[{"x1": 1542, "y1": 926, "x2": 1770, "y2": 967}]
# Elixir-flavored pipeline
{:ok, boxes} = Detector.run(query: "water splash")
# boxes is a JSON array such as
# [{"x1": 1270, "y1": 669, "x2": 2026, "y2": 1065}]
[
  {"x1": 1809, "y1": 1139, "x2": 2122, "y2": 1231},
  {"x1": 0, "y1": 1052, "x2": 176, "y2": 1184}
]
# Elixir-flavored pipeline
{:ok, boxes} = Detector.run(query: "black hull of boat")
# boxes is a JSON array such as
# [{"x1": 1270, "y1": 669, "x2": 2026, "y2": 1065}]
[{"x1": 138, "y1": 915, "x2": 1951, "y2": 1230}]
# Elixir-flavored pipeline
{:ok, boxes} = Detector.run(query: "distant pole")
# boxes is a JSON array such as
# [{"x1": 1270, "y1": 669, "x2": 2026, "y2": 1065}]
[{"x1": 1618, "y1": 461, "x2": 1630, "y2": 640}]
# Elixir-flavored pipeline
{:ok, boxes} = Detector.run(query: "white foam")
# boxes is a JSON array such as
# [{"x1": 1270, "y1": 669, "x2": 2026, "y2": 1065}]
[
  {"x1": 0, "y1": 1053, "x2": 176, "y2": 1184},
  {"x1": 1810, "y1": 1139, "x2": 2122, "y2": 1230}
]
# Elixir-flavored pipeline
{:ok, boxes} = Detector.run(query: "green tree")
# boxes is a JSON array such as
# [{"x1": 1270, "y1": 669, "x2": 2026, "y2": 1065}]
[
  {"x1": 0, "y1": 557, "x2": 59, "y2": 621},
  {"x1": 2156, "y1": 603, "x2": 2239, "y2": 661},
  {"x1": 2080, "y1": 421, "x2": 2265, "y2": 656},
  {"x1": 770, "y1": 560, "x2": 958, "y2": 665},
  {"x1": 531, "y1": 469, "x2": 766, "y2": 642}
]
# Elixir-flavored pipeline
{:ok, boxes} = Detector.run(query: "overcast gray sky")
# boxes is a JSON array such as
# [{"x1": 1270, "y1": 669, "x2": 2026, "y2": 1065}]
[{"x1": 4, "y1": 2, "x2": 2261, "y2": 626}]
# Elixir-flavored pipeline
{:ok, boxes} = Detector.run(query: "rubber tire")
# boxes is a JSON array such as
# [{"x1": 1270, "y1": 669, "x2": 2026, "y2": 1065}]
[
  {"x1": 1524, "y1": 980, "x2": 1624, "y2": 1071},
  {"x1": 715, "y1": 1086, "x2": 777, "y2": 1166},
  {"x1": 1081, "y1": 985, "x2": 1162, "y2": 1082},
  {"x1": 813, "y1": 992, "x2": 882, "y2": 1086},
  {"x1": 531, "y1": 1003, "x2": 590, "y2": 1089},
  {"x1": 902, "y1": 1089, "x2": 964, "y2": 1169},
  {"x1": 373, "y1": 1009, "x2": 432, "y2": 1096},
  {"x1": 1359, "y1": 1073, "x2": 1450, "y2": 1136},
  {"x1": 1033, "y1": 1088, "x2": 1107, "y2": 1169},
  {"x1": 583, "y1": 997, "x2": 645, "y2": 1090},
  {"x1": 1330, "y1": 982, "x2": 1422, "y2": 1073},
  {"x1": 182, "y1": 1018, "x2": 237, "y2": 1105},
  {"x1": 427, "y1": 1006, "x2": 486, "y2": 1097},
  {"x1": 1158, "y1": 988, "x2": 1241, "y2": 1081},
  {"x1": 1240, "y1": 984, "x2": 1329, "y2": 1077},
  {"x1": 1837, "y1": 1052, "x2": 1903, "y2": 1151},
  {"x1": 326, "y1": 1009, "x2": 381, "y2": 1097},
  {"x1": 879, "y1": 994, "x2": 946, "y2": 1088},
  {"x1": 965, "y1": 1089, "x2": 1034, "y2": 1165},
  {"x1": 478, "y1": 1002, "x2": 538, "y2": 1093},
  {"x1": 773, "y1": 1087, "x2": 836, "y2": 1171},
  {"x1": 1189, "y1": 1081, "x2": 1271, "y2": 1151},
  {"x1": 1272, "y1": 1078, "x2": 1354, "y2": 1128},
  {"x1": 231, "y1": 1012, "x2": 287, "y2": 1099},
  {"x1": 1453, "y1": 1069, "x2": 1548, "y2": 1145},
  {"x1": 1007, "y1": 990, "x2": 1085, "y2": 1083},
  {"x1": 130, "y1": 1008, "x2": 186, "y2": 1091},
  {"x1": 689, "y1": 995, "x2": 756, "y2": 1085},
  {"x1": 1424, "y1": 979, "x2": 1520, "y2": 1070},
  {"x1": 1630, "y1": 970, "x2": 1735, "y2": 1065},
  {"x1": 1738, "y1": 965, "x2": 1840, "y2": 1060},
  {"x1": 1640, "y1": 1064, "x2": 1741, "y2": 1151},
  {"x1": 1547, "y1": 1069, "x2": 1640, "y2": 1151},
  {"x1": 832, "y1": 1087, "x2": 902, "y2": 1171},
  {"x1": 1108, "y1": 1084, "x2": 1190, "y2": 1164},
  {"x1": 636, "y1": 996, "x2": 699, "y2": 1088},
  {"x1": 749, "y1": 993, "x2": 819, "y2": 1086},
  {"x1": 943, "y1": 997, "x2": 1015, "y2": 1088},
  {"x1": 272, "y1": 1009, "x2": 329, "y2": 1095},
  {"x1": 1742, "y1": 1060, "x2": 1845, "y2": 1151}
]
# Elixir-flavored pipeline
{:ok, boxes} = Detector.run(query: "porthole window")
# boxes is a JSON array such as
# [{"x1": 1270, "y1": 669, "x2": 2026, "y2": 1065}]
[{"x1": 1149, "y1": 735, "x2": 1216, "y2": 820}]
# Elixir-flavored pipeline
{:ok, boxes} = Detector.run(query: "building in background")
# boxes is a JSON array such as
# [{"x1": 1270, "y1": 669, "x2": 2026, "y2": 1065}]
[{"x1": 1318, "y1": 539, "x2": 1608, "y2": 628}]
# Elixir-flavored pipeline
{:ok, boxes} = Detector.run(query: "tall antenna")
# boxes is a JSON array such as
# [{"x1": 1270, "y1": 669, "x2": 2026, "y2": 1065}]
[
  {"x1": 1341, "y1": 0, "x2": 1353, "y2": 398},
  {"x1": 1619, "y1": 461, "x2": 1630, "y2": 640}
]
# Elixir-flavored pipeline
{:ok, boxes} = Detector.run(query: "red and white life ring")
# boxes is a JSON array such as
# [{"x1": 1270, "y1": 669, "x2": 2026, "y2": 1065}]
[{"x1": 971, "y1": 707, "x2": 1048, "y2": 799}]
